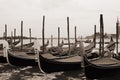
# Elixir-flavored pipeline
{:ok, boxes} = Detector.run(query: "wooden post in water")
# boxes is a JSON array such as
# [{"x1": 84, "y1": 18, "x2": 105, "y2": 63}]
[
  {"x1": 14, "y1": 28, "x2": 16, "y2": 43},
  {"x1": 93, "y1": 25, "x2": 96, "y2": 48},
  {"x1": 21, "y1": 21, "x2": 23, "y2": 51},
  {"x1": 100, "y1": 14, "x2": 104, "y2": 57},
  {"x1": 116, "y1": 18, "x2": 119, "y2": 54},
  {"x1": 51, "y1": 35, "x2": 53, "y2": 47},
  {"x1": 29, "y1": 28, "x2": 31, "y2": 43},
  {"x1": 42, "y1": 16, "x2": 45, "y2": 54},
  {"x1": 58, "y1": 27, "x2": 60, "y2": 46},
  {"x1": 67, "y1": 17, "x2": 70, "y2": 55},
  {"x1": 5, "y1": 24, "x2": 7, "y2": 40},
  {"x1": 11, "y1": 31, "x2": 13, "y2": 43},
  {"x1": 74, "y1": 26, "x2": 77, "y2": 43},
  {"x1": 99, "y1": 24, "x2": 102, "y2": 57}
]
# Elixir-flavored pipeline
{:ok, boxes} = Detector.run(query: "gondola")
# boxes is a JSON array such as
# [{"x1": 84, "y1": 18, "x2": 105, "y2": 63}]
[
  {"x1": 0, "y1": 46, "x2": 7, "y2": 63},
  {"x1": 13, "y1": 42, "x2": 34, "y2": 51},
  {"x1": 6, "y1": 49, "x2": 38, "y2": 66},
  {"x1": 38, "y1": 38, "x2": 87, "y2": 73},
  {"x1": 12, "y1": 40, "x2": 20, "y2": 46},
  {"x1": 38, "y1": 52, "x2": 82, "y2": 73},
  {"x1": 84, "y1": 42, "x2": 95, "y2": 53},
  {"x1": 83, "y1": 54, "x2": 120, "y2": 79},
  {"x1": 23, "y1": 42, "x2": 34, "y2": 47},
  {"x1": 105, "y1": 36, "x2": 115, "y2": 51},
  {"x1": 0, "y1": 56, "x2": 7, "y2": 63},
  {"x1": 87, "y1": 36, "x2": 115, "y2": 59},
  {"x1": 84, "y1": 39, "x2": 91, "y2": 43},
  {"x1": 15, "y1": 42, "x2": 34, "y2": 49},
  {"x1": 10, "y1": 40, "x2": 20, "y2": 49},
  {"x1": 83, "y1": 37, "x2": 119, "y2": 79},
  {"x1": 48, "y1": 41, "x2": 95, "y2": 56},
  {"x1": 84, "y1": 14, "x2": 120, "y2": 79}
]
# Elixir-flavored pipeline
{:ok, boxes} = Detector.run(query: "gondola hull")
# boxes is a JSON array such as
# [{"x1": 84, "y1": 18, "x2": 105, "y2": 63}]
[
  {"x1": 84, "y1": 56, "x2": 120, "y2": 79},
  {"x1": 12, "y1": 40, "x2": 20, "y2": 46},
  {"x1": 0, "y1": 56, "x2": 7, "y2": 63},
  {"x1": 7, "y1": 50, "x2": 38, "y2": 66},
  {"x1": 38, "y1": 54, "x2": 82, "y2": 73}
]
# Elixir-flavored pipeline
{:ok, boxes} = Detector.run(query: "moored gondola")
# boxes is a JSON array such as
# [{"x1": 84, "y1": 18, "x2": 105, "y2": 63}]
[
  {"x1": 38, "y1": 52, "x2": 82, "y2": 73},
  {"x1": 15, "y1": 42, "x2": 34, "y2": 49},
  {"x1": 84, "y1": 42, "x2": 95, "y2": 53},
  {"x1": 84, "y1": 14, "x2": 120, "y2": 79},
  {"x1": 6, "y1": 49, "x2": 38, "y2": 66},
  {"x1": 83, "y1": 55, "x2": 120, "y2": 79},
  {"x1": 12, "y1": 40, "x2": 20, "y2": 46},
  {"x1": 0, "y1": 55, "x2": 7, "y2": 63},
  {"x1": 0, "y1": 44, "x2": 7, "y2": 63},
  {"x1": 23, "y1": 42, "x2": 34, "y2": 47}
]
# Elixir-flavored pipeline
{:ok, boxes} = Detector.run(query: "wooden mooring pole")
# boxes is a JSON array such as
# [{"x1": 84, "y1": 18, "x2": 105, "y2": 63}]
[
  {"x1": 42, "y1": 16, "x2": 45, "y2": 54},
  {"x1": 100, "y1": 14, "x2": 104, "y2": 57},
  {"x1": 29, "y1": 28, "x2": 31, "y2": 43},
  {"x1": 14, "y1": 28, "x2": 16, "y2": 43},
  {"x1": 11, "y1": 31, "x2": 13, "y2": 43},
  {"x1": 74, "y1": 26, "x2": 77, "y2": 43},
  {"x1": 51, "y1": 35, "x2": 53, "y2": 47},
  {"x1": 67, "y1": 17, "x2": 70, "y2": 55},
  {"x1": 94, "y1": 25, "x2": 96, "y2": 48},
  {"x1": 116, "y1": 18, "x2": 119, "y2": 54},
  {"x1": 5, "y1": 24, "x2": 7, "y2": 40},
  {"x1": 21, "y1": 21, "x2": 23, "y2": 51},
  {"x1": 58, "y1": 27, "x2": 60, "y2": 46}
]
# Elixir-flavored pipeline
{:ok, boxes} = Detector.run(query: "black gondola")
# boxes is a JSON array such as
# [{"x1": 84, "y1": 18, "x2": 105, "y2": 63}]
[
  {"x1": 83, "y1": 14, "x2": 120, "y2": 79},
  {"x1": 12, "y1": 40, "x2": 20, "y2": 46},
  {"x1": 84, "y1": 34, "x2": 116, "y2": 79},
  {"x1": 84, "y1": 42, "x2": 95, "y2": 53},
  {"x1": 6, "y1": 49, "x2": 38, "y2": 66},
  {"x1": 38, "y1": 52, "x2": 82, "y2": 73},
  {"x1": 23, "y1": 42, "x2": 34, "y2": 47},
  {"x1": 13, "y1": 42, "x2": 34, "y2": 51},
  {"x1": 83, "y1": 55, "x2": 120, "y2": 79},
  {"x1": 0, "y1": 46, "x2": 7, "y2": 63},
  {"x1": 0, "y1": 55, "x2": 7, "y2": 63}
]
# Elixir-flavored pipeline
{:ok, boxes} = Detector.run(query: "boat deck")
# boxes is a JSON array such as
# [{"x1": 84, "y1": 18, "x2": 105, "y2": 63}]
[
  {"x1": 42, "y1": 53, "x2": 82, "y2": 62},
  {"x1": 91, "y1": 57, "x2": 120, "y2": 65},
  {"x1": 10, "y1": 50, "x2": 38, "y2": 59}
]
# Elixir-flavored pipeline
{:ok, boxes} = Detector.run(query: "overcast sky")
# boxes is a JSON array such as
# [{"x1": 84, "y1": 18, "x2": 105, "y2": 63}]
[{"x1": 0, "y1": 0, "x2": 120, "y2": 38}]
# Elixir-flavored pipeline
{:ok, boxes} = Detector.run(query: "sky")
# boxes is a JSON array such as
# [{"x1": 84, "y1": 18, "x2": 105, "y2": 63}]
[{"x1": 0, "y1": 0, "x2": 120, "y2": 38}]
